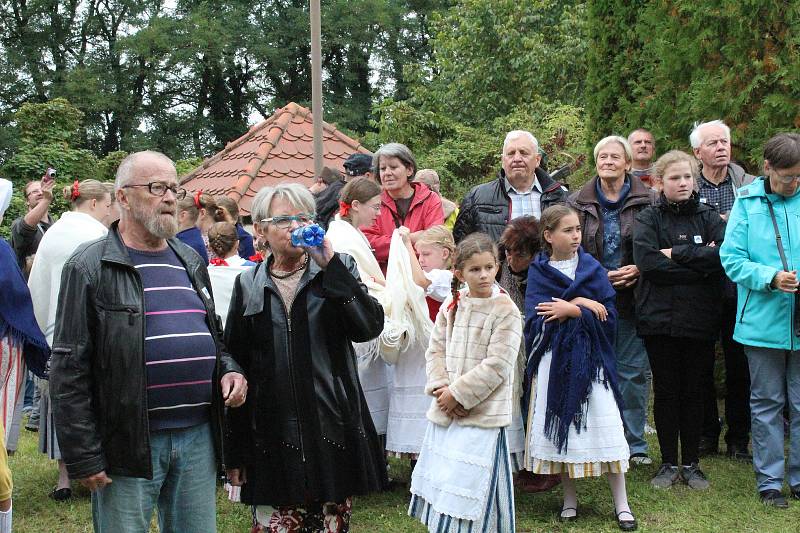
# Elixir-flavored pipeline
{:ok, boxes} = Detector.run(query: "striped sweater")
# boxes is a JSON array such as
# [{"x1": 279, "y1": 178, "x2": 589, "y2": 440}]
[
  {"x1": 128, "y1": 247, "x2": 217, "y2": 431},
  {"x1": 424, "y1": 287, "x2": 522, "y2": 429}
]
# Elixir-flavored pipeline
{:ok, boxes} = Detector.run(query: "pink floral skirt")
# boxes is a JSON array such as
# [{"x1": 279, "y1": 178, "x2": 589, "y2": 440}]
[{"x1": 252, "y1": 497, "x2": 353, "y2": 533}]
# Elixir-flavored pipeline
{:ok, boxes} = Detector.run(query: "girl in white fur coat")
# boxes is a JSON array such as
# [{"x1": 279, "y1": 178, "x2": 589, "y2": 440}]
[{"x1": 409, "y1": 233, "x2": 521, "y2": 533}]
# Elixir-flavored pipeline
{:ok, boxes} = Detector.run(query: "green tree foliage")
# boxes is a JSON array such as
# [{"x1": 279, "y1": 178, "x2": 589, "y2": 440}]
[
  {"x1": 369, "y1": 0, "x2": 590, "y2": 199},
  {"x1": 0, "y1": 0, "x2": 449, "y2": 161},
  {"x1": 2, "y1": 99, "x2": 100, "y2": 184},
  {"x1": 411, "y1": 0, "x2": 587, "y2": 126},
  {"x1": 586, "y1": 0, "x2": 800, "y2": 168}
]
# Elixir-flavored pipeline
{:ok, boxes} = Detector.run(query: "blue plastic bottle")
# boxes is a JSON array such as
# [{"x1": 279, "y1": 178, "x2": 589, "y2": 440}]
[{"x1": 291, "y1": 224, "x2": 326, "y2": 247}]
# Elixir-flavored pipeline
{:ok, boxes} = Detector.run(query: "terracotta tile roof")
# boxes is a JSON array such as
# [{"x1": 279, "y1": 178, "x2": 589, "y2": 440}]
[{"x1": 180, "y1": 102, "x2": 372, "y2": 215}]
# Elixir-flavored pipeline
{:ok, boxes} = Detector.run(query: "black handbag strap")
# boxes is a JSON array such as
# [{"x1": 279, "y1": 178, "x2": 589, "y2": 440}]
[{"x1": 764, "y1": 195, "x2": 790, "y2": 271}]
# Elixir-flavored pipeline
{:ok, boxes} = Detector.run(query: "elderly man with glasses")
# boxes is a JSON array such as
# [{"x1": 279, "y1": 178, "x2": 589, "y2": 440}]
[{"x1": 49, "y1": 151, "x2": 246, "y2": 533}]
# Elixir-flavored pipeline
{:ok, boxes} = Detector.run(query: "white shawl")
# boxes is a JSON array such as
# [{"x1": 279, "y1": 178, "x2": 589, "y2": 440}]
[
  {"x1": 28, "y1": 211, "x2": 108, "y2": 344},
  {"x1": 380, "y1": 230, "x2": 433, "y2": 363},
  {"x1": 326, "y1": 219, "x2": 432, "y2": 365},
  {"x1": 327, "y1": 218, "x2": 386, "y2": 367}
]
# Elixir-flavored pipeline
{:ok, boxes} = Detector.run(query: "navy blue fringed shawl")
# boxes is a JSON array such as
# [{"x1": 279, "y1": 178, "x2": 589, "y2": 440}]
[
  {"x1": 0, "y1": 238, "x2": 49, "y2": 377},
  {"x1": 523, "y1": 248, "x2": 622, "y2": 453}
]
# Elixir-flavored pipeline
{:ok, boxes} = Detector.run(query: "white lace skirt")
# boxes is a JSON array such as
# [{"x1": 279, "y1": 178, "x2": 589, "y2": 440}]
[
  {"x1": 528, "y1": 351, "x2": 629, "y2": 478},
  {"x1": 353, "y1": 340, "x2": 391, "y2": 436},
  {"x1": 409, "y1": 422, "x2": 515, "y2": 533},
  {"x1": 385, "y1": 340, "x2": 428, "y2": 456}
]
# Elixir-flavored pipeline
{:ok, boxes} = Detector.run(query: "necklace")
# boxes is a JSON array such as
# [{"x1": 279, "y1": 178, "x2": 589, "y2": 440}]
[{"x1": 269, "y1": 253, "x2": 309, "y2": 279}]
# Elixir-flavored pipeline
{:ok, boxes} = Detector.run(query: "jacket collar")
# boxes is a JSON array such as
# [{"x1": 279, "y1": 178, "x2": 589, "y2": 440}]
[
  {"x1": 100, "y1": 221, "x2": 203, "y2": 274},
  {"x1": 381, "y1": 181, "x2": 433, "y2": 214},
  {"x1": 242, "y1": 252, "x2": 322, "y2": 317},
  {"x1": 498, "y1": 167, "x2": 561, "y2": 195},
  {"x1": 574, "y1": 174, "x2": 652, "y2": 206}
]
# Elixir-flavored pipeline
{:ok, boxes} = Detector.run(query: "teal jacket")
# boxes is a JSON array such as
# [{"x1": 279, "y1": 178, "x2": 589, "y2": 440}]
[{"x1": 720, "y1": 177, "x2": 800, "y2": 350}]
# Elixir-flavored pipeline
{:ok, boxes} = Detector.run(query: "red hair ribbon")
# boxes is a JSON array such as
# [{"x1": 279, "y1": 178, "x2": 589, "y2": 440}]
[
  {"x1": 249, "y1": 252, "x2": 264, "y2": 263},
  {"x1": 209, "y1": 257, "x2": 229, "y2": 266},
  {"x1": 70, "y1": 180, "x2": 81, "y2": 201},
  {"x1": 446, "y1": 291, "x2": 460, "y2": 311},
  {"x1": 194, "y1": 189, "x2": 204, "y2": 209},
  {"x1": 338, "y1": 200, "x2": 352, "y2": 217}
]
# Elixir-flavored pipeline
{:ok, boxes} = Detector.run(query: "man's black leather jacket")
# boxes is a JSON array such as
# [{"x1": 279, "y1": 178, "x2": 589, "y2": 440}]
[{"x1": 49, "y1": 223, "x2": 243, "y2": 480}]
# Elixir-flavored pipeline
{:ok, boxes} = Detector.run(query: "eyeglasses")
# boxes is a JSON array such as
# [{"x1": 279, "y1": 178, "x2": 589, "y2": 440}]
[
  {"x1": 365, "y1": 203, "x2": 382, "y2": 212},
  {"x1": 122, "y1": 182, "x2": 187, "y2": 199},
  {"x1": 772, "y1": 171, "x2": 800, "y2": 184},
  {"x1": 260, "y1": 214, "x2": 315, "y2": 229}
]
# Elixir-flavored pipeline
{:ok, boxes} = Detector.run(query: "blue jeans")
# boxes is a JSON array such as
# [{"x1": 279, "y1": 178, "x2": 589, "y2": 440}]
[
  {"x1": 745, "y1": 346, "x2": 800, "y2": 493},
  {"x1": 92, "y1": 422, "x2": 217, "y2": 533},
  {"x1": 615, "y1": 318, "x2": 650, "y2": 456}
]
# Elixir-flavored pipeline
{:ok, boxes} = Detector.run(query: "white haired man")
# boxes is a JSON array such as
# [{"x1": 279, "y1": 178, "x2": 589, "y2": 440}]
[
  {"x1": 690, "y1": 120, "x2": 756, "y2": 462},
  {"x1": 452, "y1": 130, "x2": 568, "y2": 242}
]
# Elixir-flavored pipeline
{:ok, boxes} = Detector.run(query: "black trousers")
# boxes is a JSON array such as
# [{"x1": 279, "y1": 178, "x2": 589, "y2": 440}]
[
  {"x1": 644, "y1": 335, "x2": 716, "y2": 466},
  {"x1": 701, "y1": 298, "x2": 752, "y2": 447}
]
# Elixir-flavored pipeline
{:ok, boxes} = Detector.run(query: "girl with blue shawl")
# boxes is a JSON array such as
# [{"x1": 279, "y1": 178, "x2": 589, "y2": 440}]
[{"x1": 524, "y1": 206, "x2": 635, "y2": 531}]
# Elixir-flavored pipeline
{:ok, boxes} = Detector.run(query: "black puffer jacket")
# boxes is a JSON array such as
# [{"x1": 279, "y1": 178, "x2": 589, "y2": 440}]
[
  {"x1": 453, "y1": 168, "x2": 567, "y2": 242},
  {"x1": 50, "y1": 224, "x2": 243, "y2": 480},
  {"x1": 633, "y1": 193, "x2": 727, "y2": 340},
  {"x1": 224, "y1": 252, "x2": 387, "y2": 506}
]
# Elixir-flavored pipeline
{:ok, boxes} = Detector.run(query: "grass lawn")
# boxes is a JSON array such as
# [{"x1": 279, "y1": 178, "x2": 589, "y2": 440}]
[{"x1": 9, "y1": 419, "x2": 800, "y2": 532}]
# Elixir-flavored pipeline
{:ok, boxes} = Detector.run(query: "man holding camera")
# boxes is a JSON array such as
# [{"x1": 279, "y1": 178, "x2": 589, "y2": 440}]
[{"x1": 10, "y1": 170, "x2": 56, "y2": 275}]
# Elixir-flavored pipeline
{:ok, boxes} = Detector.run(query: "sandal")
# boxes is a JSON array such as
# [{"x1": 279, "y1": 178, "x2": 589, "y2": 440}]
[
  {"x1": 615, "y1": 510, "x2": 637, "y2": 531},
  {"x1": 559, "y1": 507, "x2": 578, "y2": 522}
]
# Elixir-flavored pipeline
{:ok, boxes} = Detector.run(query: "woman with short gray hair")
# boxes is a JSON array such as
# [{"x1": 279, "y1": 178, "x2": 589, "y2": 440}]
[
  {"x1": 224, "y1": 183, "x2": 387, "y2": 531},
  {"x1": 567, "y1": 136, "x2": 657, "y2": 467},
  {"x1": 363, "y1": 143, "x2": 444, "y2": 270}
]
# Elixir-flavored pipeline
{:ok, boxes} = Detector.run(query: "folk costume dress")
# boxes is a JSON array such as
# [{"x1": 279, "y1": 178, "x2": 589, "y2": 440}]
[
  {"x1": 523, "y1": 249, "x2": 629, "y2": 478},
  {"x1": 409, "y1": 286, "x2": 521, "y2": 533},
  {"x1": 327, "y1": 215, "x2": 391, "y2": 437},
  {"x1": 0, "y1": 238, "x2": 48, "y2": 442},
  {"x1": 27, "y1": 211, "x2": 108, "y2": 461}
]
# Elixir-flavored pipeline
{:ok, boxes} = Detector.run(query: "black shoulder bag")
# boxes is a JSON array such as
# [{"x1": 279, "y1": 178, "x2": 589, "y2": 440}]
[{"x1": 763, "y1": 194, "x2": 800, "y2": 337}]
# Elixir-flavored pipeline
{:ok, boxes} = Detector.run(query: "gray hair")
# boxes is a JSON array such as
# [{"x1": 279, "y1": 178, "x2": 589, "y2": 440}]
[
  {"x1": 503, "y1": 130, "x2": 539, "y2": 153},
  {"x1": 593, "y1": 135, "x2": 633, "y2": 162},
  {"x1": 373, "y1": 143, "x2": 417, "y2": 177},
  {"x1": 689, "y1": 120, "x2": 730, "y2": 149},
  {"x1": 251, "y1": 183, "x2": 316, "y2": 224},
  {"x1": 114, "y1": 151, "x2": 175, "y2": 191},
  {"x1": 764, "y1": 133, "x2": 800, "y2": 170}
]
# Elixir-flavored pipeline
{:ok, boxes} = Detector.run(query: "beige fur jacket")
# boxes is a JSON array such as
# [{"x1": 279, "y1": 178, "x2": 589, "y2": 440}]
[{"x1": 424, "y1": 287, "x2": 522, "y2": 428}]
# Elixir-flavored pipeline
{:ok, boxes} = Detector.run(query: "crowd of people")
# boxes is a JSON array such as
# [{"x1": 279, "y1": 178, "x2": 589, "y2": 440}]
[{"x1": 0, "y1": 122, "x2": 798, "y2": 533}]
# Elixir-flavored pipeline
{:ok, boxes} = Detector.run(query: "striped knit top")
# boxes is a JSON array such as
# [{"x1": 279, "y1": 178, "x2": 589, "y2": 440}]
[{"x1": 128, "y1": 247, "x2": 217, "y2": 432}]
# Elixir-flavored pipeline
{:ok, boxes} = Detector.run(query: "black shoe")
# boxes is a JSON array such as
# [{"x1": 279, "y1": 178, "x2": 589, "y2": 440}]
[
  {"x1": 49, "y1": 487, "x2": 72, "y2": 502},
  {"x1": 615, "y1": 510, "x2": 637, "y2": 531},
  {"x1": 698, "y1": 437, "x2": 719, "y2": 457},
  {"x1": 760, "y1": 489, "x2": 788, "y2": 508},
  {"x1": 790, "y1": 486, "x2": 800, "y2": 501},
  {"x1": 726, "y1": 443, "x2": 752, "y2": 462}
]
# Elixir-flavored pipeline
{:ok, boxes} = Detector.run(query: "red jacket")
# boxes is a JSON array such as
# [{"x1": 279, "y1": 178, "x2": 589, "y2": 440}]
[{"x1": 363, "y1": 182, "x2": 444, "y2": 268}]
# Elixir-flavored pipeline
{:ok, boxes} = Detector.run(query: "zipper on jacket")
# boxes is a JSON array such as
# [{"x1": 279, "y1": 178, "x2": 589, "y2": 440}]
[
  {"x1": 738, "y1": 289, "x2": 752, "y2": 324},
  {"x1": 270, "y1": 282, "x2": 309, "y2": 465}
]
